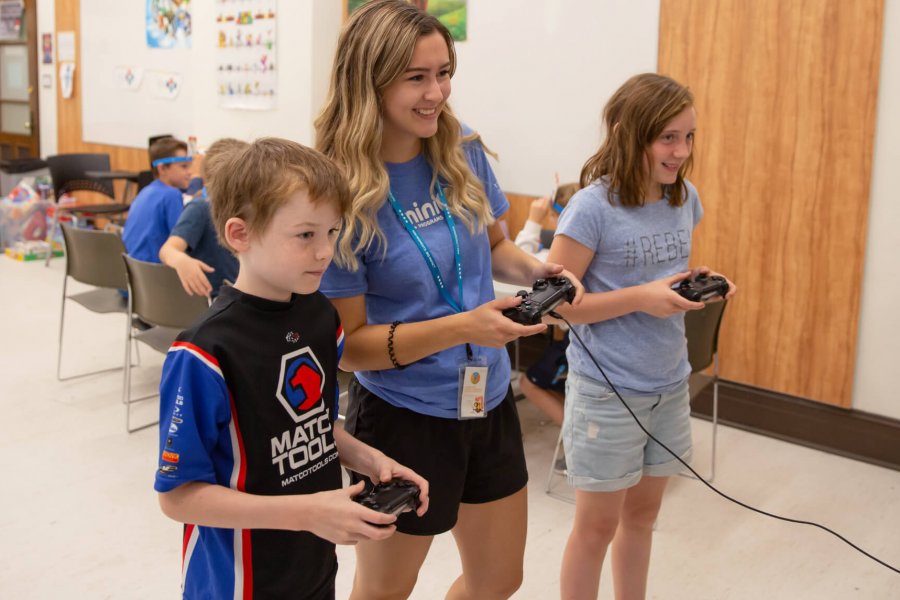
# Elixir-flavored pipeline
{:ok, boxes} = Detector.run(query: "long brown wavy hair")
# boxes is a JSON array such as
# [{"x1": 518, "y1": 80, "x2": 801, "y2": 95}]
[
  {"x1": 580, "y1": 73, "x2": 694, "y2": 208},
  {"x1": 315, "y1": 0, "x2": 493, "y2": 270}
]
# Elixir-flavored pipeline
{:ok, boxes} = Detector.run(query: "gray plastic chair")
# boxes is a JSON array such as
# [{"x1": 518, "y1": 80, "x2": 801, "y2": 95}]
[
  {"x1": 57, "y1": 224, "x2": 130, "y2": 380},
  {"x1": 545, "y1": 300, "x2": 728, "y2": 499},
  {"x1": 122, "y1": 255, "x2": 209, "y2": 433},
  {"x1": 683, "y1": 299, "x2": 727, "y2": 482}
]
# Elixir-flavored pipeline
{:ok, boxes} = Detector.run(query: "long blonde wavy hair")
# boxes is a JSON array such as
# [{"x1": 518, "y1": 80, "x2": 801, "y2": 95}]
[
  {"x1": 580, "y1": 73, "x2": 694, "y2": 208},
  {"x1": 315, "y1": 0, "x2": 493, "y2": 270}
]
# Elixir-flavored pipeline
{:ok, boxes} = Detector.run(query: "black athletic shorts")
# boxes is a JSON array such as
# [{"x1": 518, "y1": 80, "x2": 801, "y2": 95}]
[{"x1": 343, "y1": 377, "x2": 529, "y2": 536}]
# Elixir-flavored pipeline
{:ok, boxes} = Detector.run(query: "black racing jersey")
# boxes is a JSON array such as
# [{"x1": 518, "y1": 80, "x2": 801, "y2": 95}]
[{"x1": 154, "y1": 285, "x2": 344, "y2": 599}]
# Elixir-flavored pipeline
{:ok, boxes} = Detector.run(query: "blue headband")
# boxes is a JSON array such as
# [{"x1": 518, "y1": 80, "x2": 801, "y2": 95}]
[
  {"x1": 552, "y1": 201, "x2": 566, "y2": 214},
  {"x1": 152, "y1": 155, "x2": 193, "y2": 167}
]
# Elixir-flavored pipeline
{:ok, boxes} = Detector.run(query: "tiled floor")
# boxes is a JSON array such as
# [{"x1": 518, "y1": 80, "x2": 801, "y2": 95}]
[{"x1": 1, "y1": 257, "x2": 898, "y2": 599}]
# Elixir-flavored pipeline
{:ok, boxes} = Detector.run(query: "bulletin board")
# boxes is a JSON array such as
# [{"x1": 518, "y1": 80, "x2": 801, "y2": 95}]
[{"x1": 80, "y1": 0, "x2": 193, "y2": 149}]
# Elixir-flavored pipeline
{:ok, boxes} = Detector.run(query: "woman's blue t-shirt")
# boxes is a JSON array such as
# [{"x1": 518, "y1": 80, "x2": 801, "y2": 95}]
[{"x1": 321, "y1": 140, "x2": 510, "y2": 419}]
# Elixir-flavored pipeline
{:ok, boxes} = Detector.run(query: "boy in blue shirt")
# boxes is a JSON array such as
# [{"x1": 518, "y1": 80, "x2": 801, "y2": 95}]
[
  {"x1": 159, "y1": 138, "x2": 244, "y2": 297},
  {"x1": 154, "y1": 138, "x2": 428, "y2": 599},
  {"x1": 123, "y1": 136, "x2": 194, "y2": 262}
]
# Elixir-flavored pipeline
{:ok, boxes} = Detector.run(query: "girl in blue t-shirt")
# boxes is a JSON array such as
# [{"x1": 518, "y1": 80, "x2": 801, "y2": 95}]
[
  {"x1": 315, "y1": 1, "x2": 583, "y2": 597},
  {"x1": 547, "y1": 73, "x2": 736, "y2": 598}
]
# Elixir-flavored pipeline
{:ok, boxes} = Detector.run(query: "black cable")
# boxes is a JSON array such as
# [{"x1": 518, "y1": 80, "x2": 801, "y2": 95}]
[{"x1": 548, "y1": 310, "x2": 900, "y2": 576}]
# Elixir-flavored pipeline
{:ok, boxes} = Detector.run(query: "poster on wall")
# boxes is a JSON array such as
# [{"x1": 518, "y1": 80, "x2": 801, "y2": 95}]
[
  {"x1": 146, "y1": 0, "x2": 192, "y2": 49},
  {"x1": 346, "y1": 0, "x2": 467, "y2": 41},
  {"x1": 215, "y1": 0, "x2": 277, "y2": 110},
  {"x1": 0, "y1": 0, "x2": 23, "y2": 41}
]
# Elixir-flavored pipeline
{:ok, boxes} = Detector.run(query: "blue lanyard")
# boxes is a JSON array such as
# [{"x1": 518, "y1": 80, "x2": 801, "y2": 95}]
[{"x1": 387, "y1": 182, "x2": 464, "y2": 314}]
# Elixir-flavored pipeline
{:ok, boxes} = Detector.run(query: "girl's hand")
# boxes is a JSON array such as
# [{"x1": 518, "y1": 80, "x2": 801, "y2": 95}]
[
  {"x1": 462, "y1": 296, "x2": 547, "y2": 346},
  {"x1": 690, "y1": 265, "x2": 738, "y2": 301},
  {"x1": 367, "y1": 454, "x2": 430, "y2": 517},
  {"x1": 531, "y1": 262, "x2": 585, "y2": 306},
  {"x1": 303, "y1": 482, "x2": 398, "y2": 545},
  {"x1": 638, "y1": 271, "x2": 704, "y2": 318}
]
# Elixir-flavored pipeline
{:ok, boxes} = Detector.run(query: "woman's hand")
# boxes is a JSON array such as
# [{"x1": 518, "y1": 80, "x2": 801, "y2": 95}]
[{"x1": 461, "y1": 297, "x2": 548, "y2": 347}]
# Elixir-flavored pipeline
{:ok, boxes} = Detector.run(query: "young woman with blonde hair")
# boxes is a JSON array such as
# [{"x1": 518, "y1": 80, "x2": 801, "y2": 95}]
[
  {"x1": 547, "y1": 73, "x2": 736, "y2": 599},
  {"x1": 316, "y1": 1, "x2": 582, "y2": 598}
]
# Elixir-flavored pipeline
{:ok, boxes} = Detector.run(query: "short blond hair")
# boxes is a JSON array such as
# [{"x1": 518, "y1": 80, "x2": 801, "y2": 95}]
[
  {"x1": 209, "y1": 138, "x2": 350, "y2": 252},
  {"x1": 201, "y1": 138, "x2": 248, "y2": 184}
]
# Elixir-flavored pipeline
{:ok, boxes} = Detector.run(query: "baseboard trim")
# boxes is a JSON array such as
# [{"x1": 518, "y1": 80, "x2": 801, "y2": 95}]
[{"x1": 690, "y1": 380, "x2": 900, "y2": 472}]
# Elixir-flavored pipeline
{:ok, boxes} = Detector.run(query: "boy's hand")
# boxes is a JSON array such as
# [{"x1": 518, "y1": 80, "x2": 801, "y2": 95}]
[
  {"x1": 368, "y1": 454, "x2": 430, "y2": 517},
  {"x1": 173, "y1": 255, "x2": 215, "y2": 297},
  {"x1": 528, "y1": 196, "x2": 552, "y2": 223},
  {"x1": 304, "y1": 481, "x2": 398, "y2": 545}
]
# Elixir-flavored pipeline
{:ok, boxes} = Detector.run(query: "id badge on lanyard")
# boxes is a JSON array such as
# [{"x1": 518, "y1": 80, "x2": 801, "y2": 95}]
[
  {"x1": 388, "y1": 182, "x2": 488, "y2": 420},
  {"x1": 458, "y1": 346, "x2": 488, "y2": 420}
]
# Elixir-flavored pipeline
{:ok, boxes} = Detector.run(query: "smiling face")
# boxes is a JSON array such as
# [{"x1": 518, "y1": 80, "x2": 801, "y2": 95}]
[
  {"x1": 380, "y1": 31, "x2": 452, "y2": 162},
  {"x1": 645, "y1": 106, "x2": 696, "y2": 200},
  {"x1": 229, "y1": 190, "x2": 342, "y2": 302}
]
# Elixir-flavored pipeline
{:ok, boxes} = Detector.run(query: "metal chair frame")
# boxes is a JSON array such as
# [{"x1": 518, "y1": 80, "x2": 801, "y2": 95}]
[
  {"x1": 122, "y1": 255, "x2": 209, "y2": 433},
  {"x1": 56, "y1": 224, "x2": 138, "y2": 381}
]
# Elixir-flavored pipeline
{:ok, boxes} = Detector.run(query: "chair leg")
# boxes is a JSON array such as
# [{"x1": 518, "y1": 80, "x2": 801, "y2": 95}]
[
  {"x1": 122, "y1": 325, "x2": 160, "y2": 433},
  {"x1": 710, "y1": 377, "x2": 719, "y2": 483},
  {"x1": 545, "y1": 427, "x2": 564, "y2": 493},
  {"x1": 56, "y1": 282, "x2": 129, "y2": 381},
  {"x1": 56, "y1": 282, "x2": 67, "y2": 380},
  {"x1": 44, "y1": 209, "x2": 62, "y2": 267}
]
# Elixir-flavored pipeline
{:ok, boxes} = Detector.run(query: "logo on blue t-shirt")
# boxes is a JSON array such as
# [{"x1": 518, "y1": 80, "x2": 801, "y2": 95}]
[{"x1": 276, "y1": 348, "x2": 325, "y2": 422}]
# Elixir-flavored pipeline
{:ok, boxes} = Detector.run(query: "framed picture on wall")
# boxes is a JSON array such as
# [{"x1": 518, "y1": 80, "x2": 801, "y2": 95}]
[{"x1": 345, "y1": 0, "x2": 468, "y2": 41}]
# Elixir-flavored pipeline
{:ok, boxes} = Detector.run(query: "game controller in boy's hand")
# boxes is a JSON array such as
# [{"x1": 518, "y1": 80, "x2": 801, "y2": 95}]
[
  {"x1": 675, "y1": 274, "x2": 730, "y2": 302},
  {"x1": 502, "y1": 276, "x2": 577, "y2": 325},
  {"x1": 352, "y1": 479, "x2": 421, "y2": 518}
]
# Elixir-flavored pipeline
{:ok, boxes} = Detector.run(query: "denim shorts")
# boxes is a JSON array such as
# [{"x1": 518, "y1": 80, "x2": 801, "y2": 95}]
[{"x1": 563, "y1": 370, "x2": 693, "y2": 492}]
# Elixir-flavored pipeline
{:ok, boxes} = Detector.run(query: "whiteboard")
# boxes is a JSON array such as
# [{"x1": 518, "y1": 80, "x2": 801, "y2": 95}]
[{"x1": 80, "y1": 0, "x2": 193, "y2": 149}]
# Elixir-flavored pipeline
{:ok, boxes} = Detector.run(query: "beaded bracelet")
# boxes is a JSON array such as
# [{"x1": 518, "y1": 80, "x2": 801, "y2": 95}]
[{"x1": 387, "y1": 320, "x2": 405, "y2": 369}]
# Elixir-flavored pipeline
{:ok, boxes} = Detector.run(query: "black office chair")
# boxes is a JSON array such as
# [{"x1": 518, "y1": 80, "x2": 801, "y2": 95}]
[
  {"x1": 122, "y1": 255, "x2": 209, "y2": 433},
  {"x1": 136, "y1": 170, "x2": 154, "y2": 193},
  {"x1": 45, "y1": 153, "x2": 131, "y2": 265}
]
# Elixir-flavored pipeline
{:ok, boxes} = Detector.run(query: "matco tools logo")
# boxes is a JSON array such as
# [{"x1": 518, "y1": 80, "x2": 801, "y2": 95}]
[{"x1": 275, "y1": 347, "x2": 325, "y2": 422}]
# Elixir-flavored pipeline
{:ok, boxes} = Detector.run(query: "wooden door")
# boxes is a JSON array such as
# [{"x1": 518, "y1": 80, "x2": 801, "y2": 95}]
[
  {"x1": 0, "y1": 0, "x2": 39, "y2": 158},
  {"x1": 658, "y1": 0, "x2": 883, "y2": 406}
]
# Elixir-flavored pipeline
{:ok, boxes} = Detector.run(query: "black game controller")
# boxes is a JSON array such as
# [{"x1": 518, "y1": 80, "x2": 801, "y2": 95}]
[
  {"x1": 353, "y1": 479, "x2": 421, "y2": 517},
  {"x1": 675, "y1": 275, "x2": 730, "y2": 302},
  {"x1": 503, "y1": 276, "x2": 577, "y2": 325}
]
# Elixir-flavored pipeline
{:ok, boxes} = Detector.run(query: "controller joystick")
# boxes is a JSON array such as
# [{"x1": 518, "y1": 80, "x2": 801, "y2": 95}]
[
  {"x1": 675, "y1": 275, "x2": 730, "y2": 302},
  {"x1": 352, "y1": 479, "x2": 421, "y2": 520},
  {"x1": 503, "y1": 276, "x2": 576, "y2": 325}
]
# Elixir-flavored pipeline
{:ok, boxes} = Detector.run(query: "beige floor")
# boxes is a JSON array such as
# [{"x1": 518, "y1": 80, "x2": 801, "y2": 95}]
[{"x1": 1, "y1": 256, "x2": 898, "y2": 599}]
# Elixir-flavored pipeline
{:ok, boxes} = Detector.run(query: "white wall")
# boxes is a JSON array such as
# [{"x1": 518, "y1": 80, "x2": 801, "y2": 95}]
[
  {"x1": 35, "y1": 0, "x2": 340, "y2": 156},
  {"x1": 451, "y1": 0, "x2": 660, "y2": 194},
  {"x1": 853, "y1": 3, "x2": 900, "y2": 420},
  {"x1": 36, "y1": 0, "x2": 56, "y2": 156},
  {"x1": 189, "y1": 0, "x2": 340, "y2": 148}
]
